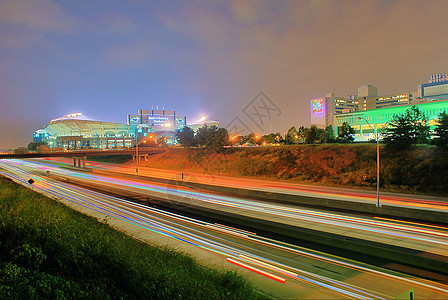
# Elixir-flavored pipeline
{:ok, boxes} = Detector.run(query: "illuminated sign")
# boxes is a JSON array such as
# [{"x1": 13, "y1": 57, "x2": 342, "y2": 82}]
[
  {"x1": 312, "y1": 99, "x2": 325, "y2": 115},
  {"x1": 148, "y1": 116, "x2": 169, "y2": 124},
  {"x1": 131, "y1": 117, "x2": 139, "y2": 122}
]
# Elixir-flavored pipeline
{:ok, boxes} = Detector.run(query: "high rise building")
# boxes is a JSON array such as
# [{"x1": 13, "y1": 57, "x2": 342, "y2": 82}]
[
  {"x1": 429, "y1": 74, "x2": 448, "y2": 83},
  {"x1": 310, "y1": 93, "x2": 357, "y2": 129},
  {"x1": 357, "y1": 85, "x2": 378, "y2": 98},
  {"x1": 419, "y1": 80, "x2": 448, "y2": 102},
  {"x1": 309, "y1": 75, "x2": 448, "y2": 132}
]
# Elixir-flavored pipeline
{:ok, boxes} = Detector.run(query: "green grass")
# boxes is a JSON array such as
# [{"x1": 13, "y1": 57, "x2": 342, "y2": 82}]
[{"x1": 0, "y1": 176, "x2": 265, "y2": 299}]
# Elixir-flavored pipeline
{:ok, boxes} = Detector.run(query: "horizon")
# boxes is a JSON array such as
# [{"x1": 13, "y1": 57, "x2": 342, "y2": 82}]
[{"x1": 1, "y1": 0, "x2": 447, "y2": 148}]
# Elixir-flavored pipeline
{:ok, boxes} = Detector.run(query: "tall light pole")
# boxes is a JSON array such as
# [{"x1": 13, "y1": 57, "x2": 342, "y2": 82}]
[
  {"x1": 136, "y1": 135, "x2": 139, "y2": 175},
  {"x1": 358, "y1": 117, "x2": 380, "y2": 207}
]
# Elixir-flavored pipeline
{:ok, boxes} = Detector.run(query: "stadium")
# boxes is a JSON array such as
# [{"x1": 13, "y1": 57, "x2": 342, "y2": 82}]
[{"x1": 33, "y1": 110, "x2": 218, "y2": 149}]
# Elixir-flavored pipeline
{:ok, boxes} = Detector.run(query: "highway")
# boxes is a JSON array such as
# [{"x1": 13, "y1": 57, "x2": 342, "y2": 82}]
[
  {"x1": 1, "y1": 159, "x2": 448, "y2": 298},
  {"x1": 22, "y1": 159, "x2": 448, "y2": 263},
  {"x1": 41, "y1": 157, "x2": 448, "y2": 213}
]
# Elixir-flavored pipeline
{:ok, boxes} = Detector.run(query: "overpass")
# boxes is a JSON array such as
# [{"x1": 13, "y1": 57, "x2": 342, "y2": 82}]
[{"x1": 0, "y1": 148, "x2": 164, "y2": 168}]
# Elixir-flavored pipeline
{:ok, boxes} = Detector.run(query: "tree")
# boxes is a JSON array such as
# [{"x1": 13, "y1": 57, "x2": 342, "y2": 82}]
[
  {"x1": 297, "y1": 126, "x2": 307, "y2": 143},
  {"x1": 235, "y1": 135, "x2": 248, "y2": 146},
  {"x1": 27, "y1": 141, "x2": 48, "y2": 151},
  {"x1": 262, "y1": 133, "x2": 278, "y2": 144},
  {"x1": 381, "y1": 105, "x2": 430, "y2": 150},
  {"x1": 324, "y1": 125, "x2": 335, "y2": 143},
  {"x1": 305, "y1": 125, "x2": 319, "y2": 144},
  {"x1": 245, "y1": 133, "x2": 257, "y2": 146},
  {"x1": 195, "y1": 125, "x2": 217, "y2": 148},
  {"x1": 175, "y1": 126, "x2": 197, "y2": 147},
  {"x1": 212, "y1": 127, "x2": 229, "y2": 152},
  {"x1": 433, "y1": 111, "x2": 448, "y2": 149},
  {"x1": 338, "y1": 122, "x2": 355, "y2": 143},
  {"x1": 284, "y1": 126, "x2": 298, "y2": 145},
  {"x1": 274, "y1": 132, "x2": 285, "y2": 144},
  {"x1": 195, "y1": 125, "x2": 229, "y2": 152}
]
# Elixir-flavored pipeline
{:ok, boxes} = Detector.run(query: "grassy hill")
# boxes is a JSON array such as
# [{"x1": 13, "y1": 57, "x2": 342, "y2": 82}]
[
  {"x1": 0, "y1": 176, "x2": 265, "y2": 299},
  {"x1": 141, "y1": 145, "x2": 448, "y2": 196}
]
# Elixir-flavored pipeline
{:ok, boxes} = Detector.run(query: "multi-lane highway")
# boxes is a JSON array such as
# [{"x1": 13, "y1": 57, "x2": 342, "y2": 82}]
[
  {"x1": 19, "y1": 159, "x2": 448, "y2": 264},
  {"x1": 41, "y1": 157, "x2": 448, "y2": 214},
  {"x1": 1, "y1": 159, "x2": 448, "y2": 299}
]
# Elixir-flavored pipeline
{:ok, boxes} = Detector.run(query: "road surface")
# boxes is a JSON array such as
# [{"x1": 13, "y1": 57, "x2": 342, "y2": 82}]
[{"x1": 1, "y1": 159, "x2": 448, "y2": 299}]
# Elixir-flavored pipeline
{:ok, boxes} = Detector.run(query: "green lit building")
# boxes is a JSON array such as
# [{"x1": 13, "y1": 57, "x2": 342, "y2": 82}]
[{"x1": 334, "y1": 100, "x2": 448, "y2": 141}]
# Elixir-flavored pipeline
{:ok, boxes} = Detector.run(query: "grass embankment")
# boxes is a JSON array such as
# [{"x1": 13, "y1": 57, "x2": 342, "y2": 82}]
[
  {"x1": 141, "y1": 145, "x2": 448, "y2": 196},
  {"x1": 0, "y1": 176, "x2": 263, "y2": 299}
]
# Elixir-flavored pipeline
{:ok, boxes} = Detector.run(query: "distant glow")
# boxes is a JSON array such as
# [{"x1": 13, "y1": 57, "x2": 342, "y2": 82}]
[
  {"x1": 50, "y1": 112, "x2": 83, "y2": 123},
  {"x1": 200, "y1": 116, "x2": 207, "y2": 122},
  {"x1": 64, "y1": 112, "x2": 82, "y2": 118}
]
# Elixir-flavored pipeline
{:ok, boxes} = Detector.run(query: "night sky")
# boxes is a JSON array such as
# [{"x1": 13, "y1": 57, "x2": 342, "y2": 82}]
[{"x1": 1, "y1": 0, "x2": 447, "y2": 148}]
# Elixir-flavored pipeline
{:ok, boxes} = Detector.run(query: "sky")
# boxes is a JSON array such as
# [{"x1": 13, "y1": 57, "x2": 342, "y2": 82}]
[{"x1": 1, "y1": 0, "x2": 448, "y2": 148}]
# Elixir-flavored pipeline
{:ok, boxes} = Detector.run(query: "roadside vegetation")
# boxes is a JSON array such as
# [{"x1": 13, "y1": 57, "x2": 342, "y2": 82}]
[
  {"x1": 147, "y1": 106, "x2": 448, "y2": 196},
  {"x1": 143, "y1": 145, "x2": 448, "y2": 196},
  {"x1": 0, "y1": 176, "x2": 264, "y2": 299}
]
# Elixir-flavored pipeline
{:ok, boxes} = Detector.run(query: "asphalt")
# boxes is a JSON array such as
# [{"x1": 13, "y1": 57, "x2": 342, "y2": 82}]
[{"x1": 2, "y1": 159, "x2": 448, "y2": 299}]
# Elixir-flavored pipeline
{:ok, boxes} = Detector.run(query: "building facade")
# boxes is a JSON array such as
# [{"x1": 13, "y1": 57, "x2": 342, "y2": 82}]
[
  {"x1": 34, "y1": 110, "x2": 218, "y2": 149},
  {"x1": 419, "y1": 80, "x2": 448, "y2": 102},
  {"x1": 311, "y1": 74, "x2": 448, "y2": 135},
  {"x1": 334, "y1": 100, "x2": 448, "y2": 141}
]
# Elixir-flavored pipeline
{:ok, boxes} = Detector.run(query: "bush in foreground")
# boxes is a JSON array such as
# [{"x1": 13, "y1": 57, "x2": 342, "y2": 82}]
[{"x1": 0, "y1": 177, "x2": 264, "y2": 299}]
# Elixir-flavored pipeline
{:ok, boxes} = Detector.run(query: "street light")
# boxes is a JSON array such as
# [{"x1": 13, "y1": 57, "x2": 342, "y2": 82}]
[{"x1": 358, "y1": 117, "x2": 380, "y2": 207}]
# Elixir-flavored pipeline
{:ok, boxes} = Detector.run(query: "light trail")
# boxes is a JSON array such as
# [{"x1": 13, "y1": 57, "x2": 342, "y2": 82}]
[
  {"x1": 39, "y1": 156, "x2": 448, "y2": 212},
  {"x1": 36, "y1": 158, "x2": 448, "y2": 212},
  {"x1": 1, "y1": 159, "x2": 448, "y2": 298},
  {"x1": 24, "y1": 159, "x2": 448, "y2": 249}
]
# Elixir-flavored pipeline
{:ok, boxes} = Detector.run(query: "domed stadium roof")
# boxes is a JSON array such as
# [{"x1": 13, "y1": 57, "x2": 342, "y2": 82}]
[{"x1": 44, "y1": 119, "x2": 130, "y2": 138}]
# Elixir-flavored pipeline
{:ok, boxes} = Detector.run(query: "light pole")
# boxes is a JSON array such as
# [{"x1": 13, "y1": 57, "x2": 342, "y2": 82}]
[
  {"x1": 358, "y1": 117, "x2": 380, "y2": 207},
  {"x1": 136, "y1": 135, "x2": 139, "y2": 175}
]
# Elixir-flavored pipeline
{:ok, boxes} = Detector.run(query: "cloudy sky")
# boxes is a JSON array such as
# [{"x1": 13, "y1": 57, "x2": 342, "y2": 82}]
[{"x1": 1, "y1": 0, "x2": 447, "y2": 148}]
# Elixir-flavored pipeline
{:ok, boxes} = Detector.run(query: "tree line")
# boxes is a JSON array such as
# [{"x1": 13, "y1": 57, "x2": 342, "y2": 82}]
[
  {"x1": 382, "y1": 106, "x2": 448, "y2": 150},
  {"x1": 173, "y1": 105, "x2": 448, "y2": 152}
]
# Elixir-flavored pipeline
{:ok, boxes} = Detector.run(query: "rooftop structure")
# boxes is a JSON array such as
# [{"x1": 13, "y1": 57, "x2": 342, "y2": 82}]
[{"x1": 357, "y1": 85, "x2": 378, "y2": 98}]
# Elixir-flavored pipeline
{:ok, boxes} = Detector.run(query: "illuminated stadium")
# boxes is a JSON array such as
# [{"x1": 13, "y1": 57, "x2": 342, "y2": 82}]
[
  {"x1": 42, "y1": 118, "x2": 133, "y2": 149},
  {"x1": 33, "y1": 110, "x2": 218, "y2": 149}
]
